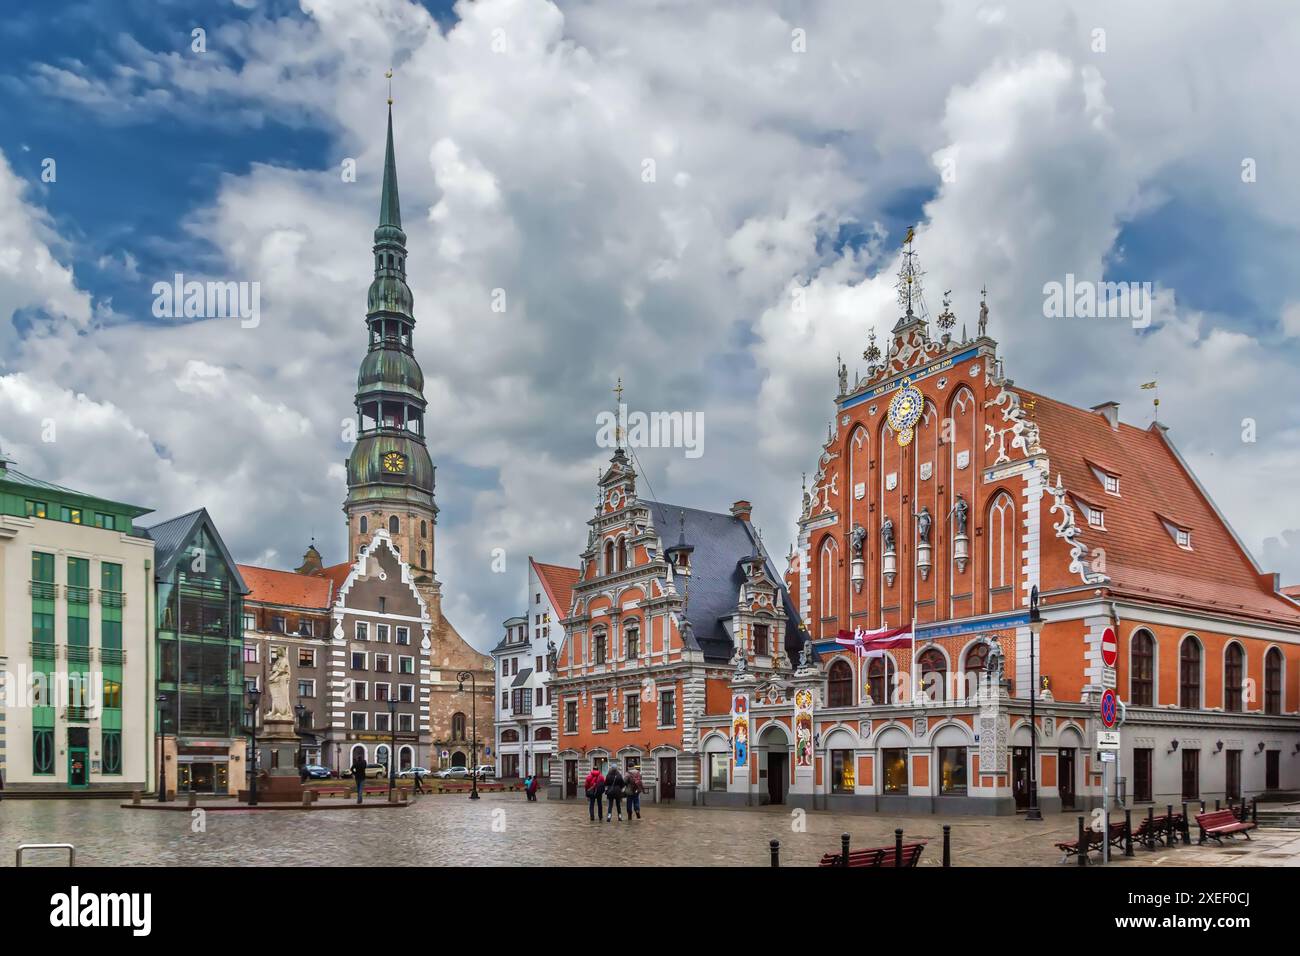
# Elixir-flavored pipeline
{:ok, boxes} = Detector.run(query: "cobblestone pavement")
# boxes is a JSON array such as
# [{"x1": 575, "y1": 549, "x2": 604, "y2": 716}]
[{"x1": 1, "y1": 794, "x2": 1296, "y2": 866}]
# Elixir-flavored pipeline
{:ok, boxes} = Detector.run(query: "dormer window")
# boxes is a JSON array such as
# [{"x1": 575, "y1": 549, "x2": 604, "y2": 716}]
[
  {"x1": 1103, "y1": 474, "x2": 1119, "y2": 495},
  {"x1": 1086, "y1": 506, "x2": 1105, "y2": 529},
  {"x1": 1176, "y1": 528, "x2": 1191, "y2": 550}
]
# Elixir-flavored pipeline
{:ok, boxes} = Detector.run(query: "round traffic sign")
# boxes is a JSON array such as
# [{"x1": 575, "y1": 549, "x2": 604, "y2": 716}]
[
  {"x1": 1100, "y1": 688, "x2": 1118, "y2": 728},
  {"x1": 1101, "y1": 627, "x2": 1118, "y2": 668}
]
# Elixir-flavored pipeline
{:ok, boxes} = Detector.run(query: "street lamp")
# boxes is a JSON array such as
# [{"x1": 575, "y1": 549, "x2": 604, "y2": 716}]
[
  {"x1": 294, "y1": 703, "x2": 307, "y2": 772},
  {"x1": 1026, "y1": 586, "x2": 1043, "y2": 822},
  {"x1": 246, "y1": 687, "x2": 261, "y2": 807},
  {"x1": 456, "y1": 670, "x2": 480, "y2": 800},
  {"x1": 387, "y1": 697, "x2": 398, "y2": 801},
  {"x1": 155, "y1": 693, "x2": 169, "y2": 802}
]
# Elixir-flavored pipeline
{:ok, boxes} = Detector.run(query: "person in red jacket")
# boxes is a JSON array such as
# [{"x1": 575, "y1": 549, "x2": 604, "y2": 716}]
[{"x1": 584, "y1": 765, "x2": 606, "y2": 822}]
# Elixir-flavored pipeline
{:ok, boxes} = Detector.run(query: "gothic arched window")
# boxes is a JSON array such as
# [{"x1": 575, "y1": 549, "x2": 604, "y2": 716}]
[
  {"x1": 1224, "y1": 642, "x2": 1245, "y2": 712},
  {"x1": 617, "y1": 536, "x2": 628, "y2": 571},
  {"x1": 987, "y1": 493, "x2": 1015, "y2": 601},
  {"x1": 1179, "y1": 636, "x2": 1202, "y2": 709},
  {"x1": 604, "y1": 540, "x2": 615, "y2": 575},
  {"x1": 819, "y1": 536, "x2": 839, "y2": 636},
  {"x1": 420, "y1": 520, "x2": 427, "y2": 538},
  {"x1": 1265, "y1": 647, "x2": 1283, "y2": 715},
  {"x1": 827, "y1": 659, "x2": 854, "y2": 708},
  {"x1": 452, "y1": 712, "x2": 466, "y2": 740},
  {"x1": 359, "y1": 516, "x2": 367, "y2": 534},
  {"x1": 1130, "y1": 630, "x2": 1155, "y2": 706},
  {"x1": 389, "y1": 515, "x2": 399, "y2": 535},
  {"x1": 919, "y1": 648, "x2": 947, "y2": 702},
  {"x1": 867, "y1": 655, "x2": 894, "y2": 705},
  {"x1": 420, "y1": 550, "x2": 427, "y2": 568}
]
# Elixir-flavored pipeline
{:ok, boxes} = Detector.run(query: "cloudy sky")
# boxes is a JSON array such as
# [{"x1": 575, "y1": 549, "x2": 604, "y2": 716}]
[{"x1": 2, "y1": 0, "x2": 1299, "y2": 650}]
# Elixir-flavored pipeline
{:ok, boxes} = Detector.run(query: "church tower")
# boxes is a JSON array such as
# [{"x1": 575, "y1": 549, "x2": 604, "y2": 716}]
[{"x1": 344, "y1": 103, "x2": 440, "y2": 604}]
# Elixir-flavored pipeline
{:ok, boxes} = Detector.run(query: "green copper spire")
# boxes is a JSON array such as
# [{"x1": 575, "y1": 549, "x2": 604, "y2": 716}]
[{"x1": 378, "y1": 104, "x2": 402, "y2": 231}]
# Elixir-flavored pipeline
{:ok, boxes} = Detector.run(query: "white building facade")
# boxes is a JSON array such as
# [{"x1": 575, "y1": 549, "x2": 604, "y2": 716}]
[{"x1": 491, "y1": 558, "x2": 576, "y2": 780}]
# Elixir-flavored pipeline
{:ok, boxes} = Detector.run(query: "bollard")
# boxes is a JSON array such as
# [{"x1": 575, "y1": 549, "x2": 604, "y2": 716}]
[
  {"x1": 131, "y1": 791, "x2": 142, "y2": 806},
  {"x1": 1166, "y1": 805, "x2": 1176, "y2": 849},
  {"x1": 1124, "y1": 809, "x2": 1134, "y2": 857},
  {"x1": 1238, "y1": 799, "x2": 1247, "y2": 823},
  {"x1": 187, "y1": 791, "x2": 198, "y2": 809},
  {"x1": 942, "y1": 824, "x2": 951, "y2": 867},
  {"x1": 1200, "y1": 800, "x2": 1206, "y2": 815},
  {"x1": 841, "y1": 833, "x2": 851, "y2": 868},
  {"x1": 1145, "y1": 806, "x2": 1155, "y2": 849},
  {"x1": 1181, "y1": 802, "x2": 1191, "y2": 844},
  {"x1": 302, "y1": 790, "x2": 313, "y2": 808},
  {"x1": 1077, "y1": 817, "x2": 1089, "y2": 867},
  {"x1": 895, "y1": 828, "x2": 904, "y2": 867},
  {"x1": 1252, "y1": 798, "x2": 1258, "y2": 825},
  {"x1": 769, "y1": 839, "x2": 780, "y2": 868},
  {"x1": 1215, "y1": 799, "x2": 1220, "y2": 812}
]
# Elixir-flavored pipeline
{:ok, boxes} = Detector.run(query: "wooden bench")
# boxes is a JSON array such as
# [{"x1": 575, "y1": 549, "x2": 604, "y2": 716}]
[
  {"x1": 818, "y1": 842, "x2": 926, "y2": 868},
  {"x1": 1054, "y1": 827, "x2": 1104, "y2": 862},
  {"x1": 1133, "y1": 813, "x2": 1185, "y2": 848},
  {"x1": 1195, "y1": 809, "x2": 1257, "y2": 845}
]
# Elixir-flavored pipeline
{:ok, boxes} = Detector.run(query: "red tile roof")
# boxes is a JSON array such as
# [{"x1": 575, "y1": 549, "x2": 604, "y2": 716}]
[
  {"x1": 320, "y1": 561, "x2": 353, "y2": 595},
  {"x1": 1024, "y1": 389, "x2": 1300, "y2": 628},
  {"x1": 532, "y1": 559, "x2": 580, "y2": 618},
  {"x1": 238, "y1": 564, "x2": 334, "y2": 610}
]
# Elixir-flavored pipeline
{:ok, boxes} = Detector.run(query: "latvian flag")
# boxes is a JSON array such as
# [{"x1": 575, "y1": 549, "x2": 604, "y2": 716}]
[{"x1": 834, "y1": 624, "x2": 912, "y2": 658}]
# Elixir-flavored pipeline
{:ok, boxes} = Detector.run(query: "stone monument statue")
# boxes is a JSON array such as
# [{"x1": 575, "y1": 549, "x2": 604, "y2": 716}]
[
  {"x1": 954, "y1": 494, "x2": 969, "y2": 536},
  {"x1": 849, "y1": 522, "x2": 866, "y2": 557},
  {"x1": 266, "y1": 653, "x2": 294, "y2": 721},
  {"x1": 917, "y1": 506, "x2": 932, "y2": 545},
  {"x1": 881, "y1": 515, "x2": 896, "y2": 553}
]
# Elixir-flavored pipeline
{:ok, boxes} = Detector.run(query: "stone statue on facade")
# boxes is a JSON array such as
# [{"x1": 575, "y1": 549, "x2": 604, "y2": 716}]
[
  {"x1": 978, "y1": 296, "x2": 989, "y2": 338},
  {"x1": 837, "y1": 355, "x2": 848, "y2": 396},
  {"x1": 881, "y1": 515, "x2": 895, "y2": 553},
  {"x1": 954, "y1": 494, "x2": 969, "y2": 536},
  {"x1": 917, "y1": 506, "x2": 932, "y2": 545},
  {"x1": 849, "y1": 522, "x2": 867, "y2": 558},
  {"x1": 266, "y1": 652, "x2": 294, "y2": 721}
]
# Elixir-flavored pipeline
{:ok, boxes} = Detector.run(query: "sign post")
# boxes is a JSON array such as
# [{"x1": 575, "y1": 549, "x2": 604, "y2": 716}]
[{"x1": 1098, "y1": 688, "x2": 1120, "y2": 863}]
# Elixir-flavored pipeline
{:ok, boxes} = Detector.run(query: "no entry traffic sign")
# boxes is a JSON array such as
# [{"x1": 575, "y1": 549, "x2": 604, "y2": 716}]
[
  {"x1": 1100, "y1": 688, "x2": 1118, "y2": 728},
  {"x1": 1101, "y1": 627, "x2": 1118, "y2": 668}
]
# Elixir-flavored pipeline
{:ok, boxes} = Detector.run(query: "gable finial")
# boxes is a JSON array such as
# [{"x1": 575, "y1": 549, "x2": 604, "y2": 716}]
[{"x1": 385, "y1": 68, "x2": 393, "y2": 105}]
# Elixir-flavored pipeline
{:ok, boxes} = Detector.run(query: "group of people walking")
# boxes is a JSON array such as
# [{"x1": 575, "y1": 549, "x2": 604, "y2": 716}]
[{"x1": 583, "y1": 763, "x2": 645, "y2": 822}]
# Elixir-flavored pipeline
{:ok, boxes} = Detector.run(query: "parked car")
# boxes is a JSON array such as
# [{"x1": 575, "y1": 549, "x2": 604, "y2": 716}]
[
  {"x1": 397, "y1": 767, "x2": 432, "y2": 778},
  {"x1": 363, "y1": 763, "x2": 388, "y2": 779},
  {"x1": 303, "y1": 765, "x2": 331, "y2": 779},
  {"x1": 435, "y1": 766, "x2": 471, "y2": 779},
  {"x1": 473, "y1": 765, "x2": 496, "y2": 779}
]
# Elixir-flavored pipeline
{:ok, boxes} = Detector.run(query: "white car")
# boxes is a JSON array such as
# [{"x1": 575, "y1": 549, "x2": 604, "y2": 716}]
[
  {"x1": 472, "y1": 764, "x2": 496, "y2": 779},
  {"x1": 397, "y1": 767, "x2": 432, "y2": 778},
  {"x1": 435, "y1": 766, "x2": 471, "y2": 779}
]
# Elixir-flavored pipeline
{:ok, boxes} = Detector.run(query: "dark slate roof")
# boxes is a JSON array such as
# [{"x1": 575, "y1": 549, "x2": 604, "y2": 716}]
[
  {"x1": 510, "y1": 667, "x2": 533, "y2": 688},
  {"x1": 646, "y1": 501, "x2": 804, "y2": 664},
  {"x1": 142, "y1": 508, "x2": 249, "y2": 595}
]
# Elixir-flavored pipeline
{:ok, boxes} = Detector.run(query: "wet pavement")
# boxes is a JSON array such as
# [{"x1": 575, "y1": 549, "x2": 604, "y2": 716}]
[{"x1": 1, "y1": 794, "x2": 1295, "y2": 866}]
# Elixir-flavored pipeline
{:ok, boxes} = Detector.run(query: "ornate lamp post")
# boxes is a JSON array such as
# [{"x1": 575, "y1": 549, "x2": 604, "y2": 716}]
[
  {"x1": 1026, "y1": 586, "x2": 1043, "y2": 822},
  {"x1": 456, "y1": 670, "x2": 480, "y2": 800},
  {"x1": 387, "y1": 696, "x2": 398, "y2": 801},
  {"x1": 156, "y1": 693, "x2": 169, "y2": 802},
  {"x1": 246, "y1": 687, "x2": 261, "y2": 807}
]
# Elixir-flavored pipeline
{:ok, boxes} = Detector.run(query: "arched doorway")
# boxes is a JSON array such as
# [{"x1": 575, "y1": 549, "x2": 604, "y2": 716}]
[
  {"x1": 757, "y1": 722, "x2": 791, "y2": 805},
  {"x1": 350, "y1": 745, "x2": 366, "y2": 765},
  {"x1": 375, "y1": 745, "x2": 390, "y2": 774},
  {"x1": 452, "y1": 751, "x2": 467, "y2": 768},
  {"x1": 399, "y1": 746, "x2": 414, "y2": 772}
]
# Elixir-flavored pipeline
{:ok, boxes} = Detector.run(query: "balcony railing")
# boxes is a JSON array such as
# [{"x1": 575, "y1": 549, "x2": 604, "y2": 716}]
[
  {"x1": 66, "y1": 585, "x2": 92, "y2": 604},
  {"x1": 29, "y1": 581, "x2": 57, "y2": 600},
  {"x1": 101, "y1": 647, "x2": 127, "y2": 665},
  {"x1": 30, "y1": 641, "x2": 56, "y2": 659},
  {"x1": 64, "y1": 706, "x2": 89, "y2": 722},
  {"x1": 100, "y1": 589, "x2": 126, "y2": 608},
  {"x1": 66, "y1": 645, "x2": 92, "y2": 664}
]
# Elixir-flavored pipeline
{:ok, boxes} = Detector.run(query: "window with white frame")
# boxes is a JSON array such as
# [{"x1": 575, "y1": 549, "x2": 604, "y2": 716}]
[
  {"x1": 375, "y1": 712, "x2": 391, "y2": 732},
  {"x1": 374, "y1": 683, "x2": 391, "y2": 702},
  {"x1": 350, "y1": 712, "x2": 367, "y2": 730},
  {"x1": 355, "y1": 621, "x2": 369, "y2": 641},
  {"x1": 396, "y1": 626, "x2": 410, "y2": 645},
  {"x1": 351, "y1": 651, "x2": 367, "y2": 670},
  {"x1": 1103, "y1": 473, "x2": 1120, "y2": 495},
  {"x1": 352, "y1": 681, "x2": 368, "y2": 701},
  {"x1": 1176, "y1": 528, "x2": 1192, "y2": 550},
  {"x1": 399, "y1": 684, "x2": 414, "y2": 703},
  {"x1": 377, "y1": 623, "x2": 390, "y2": 642},
  {"x1": 298, "y1": 679, "x2": 316, "y2": 698},
  {"x1": 399, "y1": 713, "x2": 414, "y2": 733},
  {"x1": 243, "y1": 644, "x2": 258, "y2": 663},
  {"x1": 374, "y1": 654, "x2": 391, "y2": 673},
  {"x1": 398, "y1": 656, "x2": 414, "y2": 674},
  {"x1": 1087, "y1": 506, "x2": 1105, "y2": 529}
]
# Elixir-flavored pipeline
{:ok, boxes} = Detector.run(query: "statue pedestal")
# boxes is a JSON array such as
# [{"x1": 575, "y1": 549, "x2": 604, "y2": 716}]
[{"x1": 238, "y1": 717, "x2": 306, "y2": 803}]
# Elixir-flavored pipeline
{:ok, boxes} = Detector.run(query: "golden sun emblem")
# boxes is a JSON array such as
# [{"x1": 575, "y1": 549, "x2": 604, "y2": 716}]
[{"x1": 382, "y1": 452, "x2": 406, "y2": 473}]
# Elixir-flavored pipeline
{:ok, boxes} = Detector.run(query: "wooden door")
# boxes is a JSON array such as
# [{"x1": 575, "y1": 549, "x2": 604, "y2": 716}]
[
  {"x1": 1226, "y1": 750, "x2": 1241, "y2": 800},
  {"x1": 1012, "y1": 747, "x2": 1030, "y2": 810},
  {"x1": 1266, "y1": 751, "x2": 1279, "y2": 791},
  {"x1": 564, "y1": 759, "x2": 578, "y2": 798},
  {"x1": 767, "y1": 753, "x2": 787, "y2": 804},
  {"x1": 659, "y1": 757, "x2": 676, "y2": 801},
  {"x1": 1181, "y1": 748, "x2": 1199, "y2": 800},
  {"x1": 1058, "y1": 748, "x2": 1076, "y2": 810}
]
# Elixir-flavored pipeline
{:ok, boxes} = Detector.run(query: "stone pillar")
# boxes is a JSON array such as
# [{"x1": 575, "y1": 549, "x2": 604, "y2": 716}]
[
  {"x1": 728, "y1": 672, "x2": 756, "y2": 805},
  {"x1": 790, "y1": 666, "x2": 820, "y2": 806}
]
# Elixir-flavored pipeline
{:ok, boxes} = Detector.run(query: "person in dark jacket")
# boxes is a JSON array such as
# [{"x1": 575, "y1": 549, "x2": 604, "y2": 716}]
[
  {"x1": 584, "y1": 765, "x2": 606, "y2": 821},
  {"x1": 527, "y1": 773, "x2": 541, "y2": 801},
  {"x1": 604, "y1": 764, "x2": 626, "y2": 821},
  {"x1": 350, "y1": 753, "x2": 368, "y2": 804},
  {"x1": 625, "y1": 766, "x2": 645, "y2": 820}
]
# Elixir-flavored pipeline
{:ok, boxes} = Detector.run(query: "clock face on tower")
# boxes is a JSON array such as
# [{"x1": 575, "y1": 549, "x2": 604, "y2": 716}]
[
  {"x1": 382, "y1": 452, "x2": 407, "y2": 474},
  {"x1": 608, "y1": 487, "x2": 624, "y2": 509}
]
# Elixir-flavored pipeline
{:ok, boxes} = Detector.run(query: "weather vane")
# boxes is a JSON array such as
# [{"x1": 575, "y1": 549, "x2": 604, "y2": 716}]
[
  {"x1": 386, "y1": 68, "x2": 393, "y2": 105},
  {"x1": 896, "y1": 226, "x2": 927, "y2": 319}
]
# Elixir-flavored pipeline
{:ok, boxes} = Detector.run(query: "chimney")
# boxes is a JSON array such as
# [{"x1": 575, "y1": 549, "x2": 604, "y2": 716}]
[
  {"x1": 1090, "y1": 402, "x2": 1120, "y2": 431},
  {"x1": 730, "y1": 500, "x2": 753, "y2": 522}
]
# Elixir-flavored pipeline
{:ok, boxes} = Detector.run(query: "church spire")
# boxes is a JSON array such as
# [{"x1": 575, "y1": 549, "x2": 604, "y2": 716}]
[{"x1": 379, "y1": 103, "x2": 402, "y2": 233}]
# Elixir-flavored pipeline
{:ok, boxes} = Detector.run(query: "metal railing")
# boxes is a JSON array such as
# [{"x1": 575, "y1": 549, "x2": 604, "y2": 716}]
[
  {"x1": 66, "y1": 585, "x2": 92, "y2": 604},
  {"x1": 29, "y1": 580, "x2": 57, "y2": 600},
  {"x1": 100, "y1": 589, "x2": 126, "y2": 608},
  {"x1": 101, "y1": 647, "x2": 127, "y2": 664},
  {"x1": 16, "y1": 843, "x2": 76, "y2": 867},
  {"x1": 29, "y1": 641, "x2": 56, "y2": 659}
]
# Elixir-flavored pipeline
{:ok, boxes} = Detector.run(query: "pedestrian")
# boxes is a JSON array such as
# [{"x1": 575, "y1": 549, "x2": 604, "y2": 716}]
[
  {"x1": 300, "y1": 762, "x2": 310, "y2": 784},
  {"x1": 350, "y1": 752, "x2": 367, "y2": 805},
  {"x1": 605, "y1": 763, "x2": 626, "y2": 822},
  {"x1": 625, "y1": 764, "x2": 644, "y2": 820},
  {"x1": 523, "y1": 773, "x2": 533, "y2": 799},
  {"x1": 412, "y1": 768, "x2": 425, "y2": 794},
  {"x1": 527, "y1": 773, "x2": 541, "y2": 801},
  {"x1": 584, "y1": 764, "x2": 606, "y2": 822}
]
